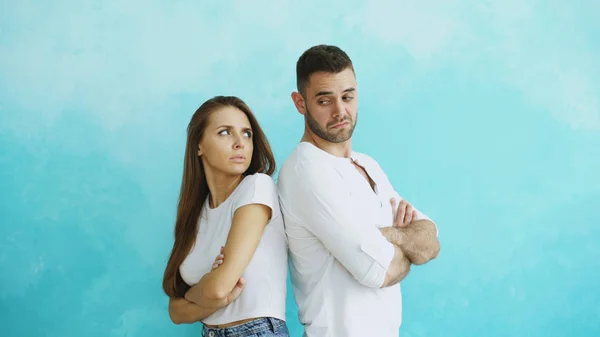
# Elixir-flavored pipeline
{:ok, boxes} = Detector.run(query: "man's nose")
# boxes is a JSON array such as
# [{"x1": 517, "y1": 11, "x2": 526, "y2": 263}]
[{"x1": 332, "y1": 99, "x2": 347, "y2": 119}]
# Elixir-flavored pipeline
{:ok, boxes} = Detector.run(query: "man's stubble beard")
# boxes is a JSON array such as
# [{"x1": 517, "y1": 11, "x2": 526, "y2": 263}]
[{"x1": 305, "y1": 107, "x2": 357, "y2": 144}]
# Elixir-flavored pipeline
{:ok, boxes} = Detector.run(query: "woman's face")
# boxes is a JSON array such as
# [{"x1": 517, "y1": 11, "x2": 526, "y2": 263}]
[{"x1": 198, "y1": 106, "x2": 254, "y2": 177}]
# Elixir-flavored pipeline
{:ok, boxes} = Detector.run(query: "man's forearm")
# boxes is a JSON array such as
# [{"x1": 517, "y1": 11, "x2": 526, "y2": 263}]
[
  {"x1": 380, "y1": 244, "x2": 411, "y2": 287},
  {"x1": 380, "y1": 220, "x2": 440, "y2": 265}
]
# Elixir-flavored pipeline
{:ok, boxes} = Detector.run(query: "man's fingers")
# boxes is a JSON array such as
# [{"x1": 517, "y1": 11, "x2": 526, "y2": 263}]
[
  {"x1": 397, "y1": 200, "x2": 407, "y2": 226},
  {"x1": 404, "y1": 204, "x2": 414, "y2": 225},
  {"x1": 389, "y1": 198, "x2": 398, "y2": 224}
]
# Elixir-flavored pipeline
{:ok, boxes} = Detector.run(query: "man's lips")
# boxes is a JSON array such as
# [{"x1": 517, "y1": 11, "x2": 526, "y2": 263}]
[{"x1": 331, "y1": 121, "x2": 349, "y2": 129}]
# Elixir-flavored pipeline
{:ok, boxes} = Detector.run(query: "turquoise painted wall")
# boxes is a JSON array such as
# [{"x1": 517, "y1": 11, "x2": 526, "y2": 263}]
[{"x1": 1, "y1": 1, "x2": 599, "y2": 336}]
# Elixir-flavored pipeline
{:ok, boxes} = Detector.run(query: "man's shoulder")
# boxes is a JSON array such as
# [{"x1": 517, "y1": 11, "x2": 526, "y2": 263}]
[
  {"x1": 277, "y1": 147, "x2": 299, "y2": 186},
  {"x1": 278, "y1": 159, "x2": 341, "y2": 209},
  {"x1": 353, "y1": 151, "x2": 383, "y2": 169},
  {"x1": 278, "y1": 144, "x2": 335, "y2": 184}
]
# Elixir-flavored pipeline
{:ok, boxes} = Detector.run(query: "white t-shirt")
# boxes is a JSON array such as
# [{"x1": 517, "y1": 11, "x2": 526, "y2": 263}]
[
  {"x1": 179, "y1": 173, "x2": 288, "y2": 326},
  {"x1": 277, "y1": 142, "x2": 436, "y2": 337}
]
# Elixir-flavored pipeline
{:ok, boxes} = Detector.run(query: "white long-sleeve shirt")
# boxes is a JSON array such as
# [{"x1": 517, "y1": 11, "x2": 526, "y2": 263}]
[{"x1": 277, "y1": 142, "x2": 434, "y2": 337}]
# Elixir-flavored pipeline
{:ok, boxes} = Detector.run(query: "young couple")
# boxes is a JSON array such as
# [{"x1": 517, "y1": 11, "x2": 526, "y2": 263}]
[{"x1": 162, "y1": 45, "x2": 441, "y2": 337}]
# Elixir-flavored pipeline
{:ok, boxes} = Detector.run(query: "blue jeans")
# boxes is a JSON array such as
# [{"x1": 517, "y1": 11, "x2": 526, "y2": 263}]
[{"x1": 202, "y1": 317, "x2": 289, "y2": 337}]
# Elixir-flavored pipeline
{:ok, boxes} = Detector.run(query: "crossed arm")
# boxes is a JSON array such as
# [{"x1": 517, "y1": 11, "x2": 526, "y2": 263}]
[
  {"x1": 168, "y1": 203, "x2": 271, "y2": 324},
  {"x1": 279, "y1": 163, "x2": 439, "y2": 290},
  {"x1": 378, "y1": 220, "x2": 440, "y2": 287},
  {"x1": 284, "y1": 159, "x2": 441, "y2": 289},
  {"x1": 168, "y1": 294, "x2": 229, "y2": 325},
  {"x1": 381, "y1": 219, "x2": 440, "y2": 265},
  {"x1": 378, "y1": 196, "x2": 440, "y2": 287}
]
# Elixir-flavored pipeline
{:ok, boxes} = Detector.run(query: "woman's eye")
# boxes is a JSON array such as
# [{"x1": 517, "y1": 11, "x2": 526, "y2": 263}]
[
  {"x1": 244, "y1": 131, "x2": 253, "y2": 138},
  {"x1": 218, "y1": 130, "x2": 230, "y2": 135}
]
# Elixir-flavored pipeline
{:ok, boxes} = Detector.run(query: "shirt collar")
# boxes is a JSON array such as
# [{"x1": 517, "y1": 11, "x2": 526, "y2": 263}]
[{"x1": 298, "y1": 141, "x2": 361, "y2": 165}]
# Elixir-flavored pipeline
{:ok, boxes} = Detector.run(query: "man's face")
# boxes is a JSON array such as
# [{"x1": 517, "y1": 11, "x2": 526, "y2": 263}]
[{"x1": 295, "y1": 67, "x2": 358, "y2": 143}]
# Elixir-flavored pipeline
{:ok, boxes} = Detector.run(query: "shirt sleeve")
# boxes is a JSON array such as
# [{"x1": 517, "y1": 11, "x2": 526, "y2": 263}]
[
  {"x1": 232, "y1": 173, "x2": 278, "y2": 215},
  {"x1": 279, "y1": 163, "x2": 395, "y2": 288}
]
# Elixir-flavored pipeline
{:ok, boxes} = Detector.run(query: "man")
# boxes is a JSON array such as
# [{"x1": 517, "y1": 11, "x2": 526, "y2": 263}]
[{"x1": 277, "y1": 45, "x2": 441, "y2": 337}]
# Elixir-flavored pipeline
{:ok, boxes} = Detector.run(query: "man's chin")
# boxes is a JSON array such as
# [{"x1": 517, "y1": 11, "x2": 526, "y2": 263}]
[{"x1": 325, "y1": 134, "x2": 352, "y2": 144}]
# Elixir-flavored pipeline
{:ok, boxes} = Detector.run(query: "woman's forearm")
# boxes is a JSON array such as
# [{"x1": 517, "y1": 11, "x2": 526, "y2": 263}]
[
  {"x1": 184, "y1": 272, "x2": 229, "y2": 307},
  {"x1": 168, "y1": 297, "x2": 217, "y2": 325}
]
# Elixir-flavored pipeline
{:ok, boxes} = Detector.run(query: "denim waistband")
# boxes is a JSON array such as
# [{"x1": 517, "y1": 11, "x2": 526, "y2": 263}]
[{"x1": 202, "y1": 317, "x2": 285, "y2": 337}]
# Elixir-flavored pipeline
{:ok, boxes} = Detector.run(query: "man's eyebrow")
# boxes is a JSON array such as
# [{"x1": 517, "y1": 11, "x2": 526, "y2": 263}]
[
  {"x1": 314, "y1": 87, "x2": 356, "y2": 98},
  {"x1": 314, "y1": 90, "x2": 333, "y2": 98}
]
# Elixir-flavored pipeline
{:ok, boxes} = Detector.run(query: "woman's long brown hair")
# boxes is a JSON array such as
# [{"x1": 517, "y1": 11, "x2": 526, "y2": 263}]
[{"x1": 162, "y1": 96, "x2": 276, "y2": 298}]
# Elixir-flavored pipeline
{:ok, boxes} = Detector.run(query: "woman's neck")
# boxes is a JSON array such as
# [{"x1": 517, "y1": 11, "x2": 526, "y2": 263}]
[{"x1": 204, "y1": 168, "x2": 243, "y2": 209}]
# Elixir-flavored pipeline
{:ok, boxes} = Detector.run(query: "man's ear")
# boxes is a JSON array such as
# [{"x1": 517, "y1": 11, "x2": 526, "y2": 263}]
[{"x1": 291, "y1": 91, "x2": 307, "y2": 116}]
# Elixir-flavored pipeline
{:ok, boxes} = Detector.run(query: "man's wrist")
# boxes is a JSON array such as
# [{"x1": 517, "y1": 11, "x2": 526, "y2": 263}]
[{"x1": 380, "y1": 226, "x2": 404, "y2": 247}]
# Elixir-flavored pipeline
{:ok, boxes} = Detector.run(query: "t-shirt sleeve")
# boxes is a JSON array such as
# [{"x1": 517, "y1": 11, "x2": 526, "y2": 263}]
[{"x1": 232, "y1": 173, "x2": 278, "y2": 214}]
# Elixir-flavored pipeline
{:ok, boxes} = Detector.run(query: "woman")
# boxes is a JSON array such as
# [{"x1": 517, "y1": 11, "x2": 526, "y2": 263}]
[{"x1": 162, "y1": 96, "x2": 289, "y2": 336}]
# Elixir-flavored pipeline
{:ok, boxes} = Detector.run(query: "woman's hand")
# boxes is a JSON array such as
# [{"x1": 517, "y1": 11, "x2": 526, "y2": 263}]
[
  {"x1": 212, "y1": 246, "x2": 225, "y2": 270},
  {"x1": 211, "y1": 246, "x2": 246, "y2": 303}
]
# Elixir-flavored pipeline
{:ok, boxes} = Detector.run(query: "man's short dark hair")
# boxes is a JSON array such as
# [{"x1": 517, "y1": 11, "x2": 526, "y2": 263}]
[{"x1": 296, "y1": 45, "x2": 354, "y2": 95}]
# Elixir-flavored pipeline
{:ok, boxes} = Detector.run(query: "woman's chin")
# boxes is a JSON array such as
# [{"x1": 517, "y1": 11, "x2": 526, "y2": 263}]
[{"x1": 224, "y1": 163, "x2": 250, "y2": 176}]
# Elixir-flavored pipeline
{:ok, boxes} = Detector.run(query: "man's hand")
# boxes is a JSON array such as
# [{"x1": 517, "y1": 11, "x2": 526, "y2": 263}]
[
  {"x1": 384, "y1": 198, "x2": 440, "y2": 266},
  {"x1": 390, "y1": 198, "x2": 417, "y2": 227}
]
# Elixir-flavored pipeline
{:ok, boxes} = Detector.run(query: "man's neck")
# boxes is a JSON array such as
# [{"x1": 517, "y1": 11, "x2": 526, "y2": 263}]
[{"x1": 301, "y1": 131, "x2": 353, "y2": 159}]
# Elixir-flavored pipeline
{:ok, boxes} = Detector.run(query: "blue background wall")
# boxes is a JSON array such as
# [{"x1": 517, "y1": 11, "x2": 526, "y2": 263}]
[{"x1": 1, "y1": 1, "x2": 599, "y2": 336}]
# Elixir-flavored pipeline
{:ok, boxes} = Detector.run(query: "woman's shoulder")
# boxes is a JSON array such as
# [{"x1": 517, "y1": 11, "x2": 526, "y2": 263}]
[
  {"x1": 234, "y1": 173, "x2": 278, "y2": 199},
  {"x1": 241, "y1": 172, "x2": 276, "y2": 188},
  {"x1": 231, "y1": 173, "x2": 279, "y2": 211}
]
